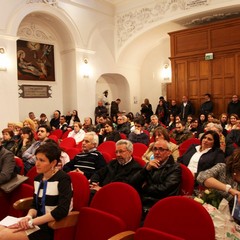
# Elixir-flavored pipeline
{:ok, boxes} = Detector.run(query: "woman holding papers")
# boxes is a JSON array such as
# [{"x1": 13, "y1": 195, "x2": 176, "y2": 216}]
[{"x1": 0, "y1": 142, "x2": 73, "y2": 240}]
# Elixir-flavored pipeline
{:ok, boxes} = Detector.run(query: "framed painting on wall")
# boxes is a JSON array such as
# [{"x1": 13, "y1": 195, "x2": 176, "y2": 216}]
[{"x1": 17, "y1": 40, "x2": 55, "y2": 81}]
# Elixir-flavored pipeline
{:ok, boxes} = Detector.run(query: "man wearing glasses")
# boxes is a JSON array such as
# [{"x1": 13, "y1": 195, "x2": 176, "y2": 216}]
[
  {"x1": 131, "y1": 139, "x2": 182, "y2": 217},
  {"x1": 89, "y1": 140, "x2": 142, "y2": 197}
]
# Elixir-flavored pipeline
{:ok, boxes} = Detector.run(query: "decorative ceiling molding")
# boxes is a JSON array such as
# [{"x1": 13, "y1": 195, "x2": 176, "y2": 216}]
[
  {"x1": 18, "y1": 24, "x2": 56, "y2": 42},
  {"x1": 183, "y1": 11, "x2": 240, "y2": 26},
  {"x1": 116, "y1": 0, "x2": 210, "y2": 49},
  {"x1": 26, "y1": 0, "x2": 59, "y2": 7}
]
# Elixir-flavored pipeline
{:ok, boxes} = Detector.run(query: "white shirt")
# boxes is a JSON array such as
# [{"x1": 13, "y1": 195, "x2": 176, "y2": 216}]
[
  {"x1": 67, "y1": 129, "x2": 85, "y2": 144},
  {"x1": 187, "y1": 145, "x2": 211, "y2": 174}
]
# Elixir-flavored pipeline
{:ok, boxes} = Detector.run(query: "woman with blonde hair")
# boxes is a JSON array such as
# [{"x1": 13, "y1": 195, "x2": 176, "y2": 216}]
[{"x1": 23, "y1": 118, "x2": 37, "y2": 139}]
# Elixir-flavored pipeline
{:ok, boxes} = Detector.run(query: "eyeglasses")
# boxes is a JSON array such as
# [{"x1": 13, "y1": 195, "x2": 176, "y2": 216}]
[
  {"x1": 115, "y1": 150, "x2": 128, "y2": 154},
  {"x1": 153, "y1": 147, "x2": 168, "y2": 152},
  {"x1": 37, "y1": 130, "x2": 46, "y2": 133},
  {"x1": 117, "y1": 118, "x2": 123, "y2": 120}
]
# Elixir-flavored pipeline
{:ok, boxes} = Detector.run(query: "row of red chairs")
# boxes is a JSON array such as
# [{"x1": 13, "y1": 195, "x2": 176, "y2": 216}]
[{"x1": 11, "y1": 178, "x2": 214, "y2": 240}]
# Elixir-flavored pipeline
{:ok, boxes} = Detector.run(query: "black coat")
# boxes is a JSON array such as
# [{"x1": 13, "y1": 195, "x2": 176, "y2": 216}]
[
  {"x1": 178, "y1": 144, "x2": 225, "y2": 176},
  {"x1": 131, "y1": 156, "x2": 181, "y2": 209}
]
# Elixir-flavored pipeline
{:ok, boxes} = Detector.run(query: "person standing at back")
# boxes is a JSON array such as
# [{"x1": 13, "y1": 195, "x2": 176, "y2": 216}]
[
  {"x1": 227, "y1": 95, "x2": 240, "y2": 117},
  {"x1": 179, "y1": 96, "x2": 195, "y2": 122},
  {"x1": 200, "y1": 93, "x2": 214, "y2": 116},
  {"x1": 110, "y1": 98, "x2": 121, "y2": 120}
]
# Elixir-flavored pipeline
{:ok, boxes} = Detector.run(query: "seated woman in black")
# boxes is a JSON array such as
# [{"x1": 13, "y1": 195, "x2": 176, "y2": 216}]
[
  {"x1": 178, "y1": 130, "x2": 225, "y2": 179},
  {"x1": 98, "y1": 120, "x2": 121, "y2": 145}
]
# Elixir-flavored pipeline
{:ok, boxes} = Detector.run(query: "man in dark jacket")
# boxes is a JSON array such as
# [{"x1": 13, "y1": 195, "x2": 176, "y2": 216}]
[
  {"x1": 110, "y1": 98, "x2": 121, "y2": 119},
  {"x1": 200, "y1": 93, "x2": 213, "y2": 116},
  {"x1": 227, "y1": 95, "x2": 240, "y2": 117},
  {"x1": 0, "y1": 143, "x2": 16, "y2": 184},
  {"x1": 90, "y1": 140, "x2": 142, "y2": 194},
  {"x1": 131, "y1": 139, "x2": 182, "y2": 214},
  {"x1": 179, "y1": 95, "x2": 195, "y2": 121}
]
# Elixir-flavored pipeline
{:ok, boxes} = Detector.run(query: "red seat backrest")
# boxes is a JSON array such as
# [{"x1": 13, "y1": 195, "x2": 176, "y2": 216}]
[
  {"x1": 97, "y1": 141, "x2": 116, "y2": 159},
  {"x1": 133, "y1": 143, "x2": 148, "y2": 158},
  {"x1": 51, "y1": 129, "x2": 63, "y2": 139},
  {"x1": 144, "y1": 196, "x2": 215, "y2": 240},
  {"x1": 179, "y1": 164, "x2": 194, "y2": 196},
  {"x1": 179, "y1": 138, "x2": 200, "y2": 156},
  {"x1": 59, "y1": 137, "x2": 76, "y2": 151},
  {"x1": 90, "y1": 182, "x2": 142, "y2": 231},
  {"x1": 14, "y1": 156, "x2": 24, "y2": 175}
]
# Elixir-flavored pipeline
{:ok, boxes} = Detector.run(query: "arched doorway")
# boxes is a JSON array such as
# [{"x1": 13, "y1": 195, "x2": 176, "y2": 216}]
[{"x1": 96, "y1": 73, "x2": 130, "y2": 115}]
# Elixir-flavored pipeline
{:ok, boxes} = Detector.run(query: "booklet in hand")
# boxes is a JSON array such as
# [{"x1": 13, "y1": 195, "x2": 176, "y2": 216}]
[{"x1": 232, "y1": 195, "x2": 240, "y2": 221}]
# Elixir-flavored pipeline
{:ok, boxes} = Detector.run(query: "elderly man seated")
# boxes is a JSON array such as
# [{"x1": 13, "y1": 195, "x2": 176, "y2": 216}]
[{"x1": 63, "y1": 132, "x2": 106, "y2": 179}]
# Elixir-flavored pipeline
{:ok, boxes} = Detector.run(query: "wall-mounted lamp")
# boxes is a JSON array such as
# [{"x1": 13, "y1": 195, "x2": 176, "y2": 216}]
[
  {"x1": 81, "y1": 57, "x2": 92, "y2": 78},
  {"x1": 0, "y1": 47, "x2": 7, "y2": 71},
  {"x1": 161, "y1": 63, "x2": 171, "y2": 82}
]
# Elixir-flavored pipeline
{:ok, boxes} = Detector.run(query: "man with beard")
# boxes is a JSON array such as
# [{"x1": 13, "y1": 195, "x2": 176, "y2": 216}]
[{"x1": 89, "y1": 140, "x2": 142, "y2": 197}]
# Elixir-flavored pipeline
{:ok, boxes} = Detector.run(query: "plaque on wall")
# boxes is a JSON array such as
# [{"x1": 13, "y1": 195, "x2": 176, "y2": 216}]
[
  {"x1": 18, "y1": 85, "x2": 52, "y2": 98},
  {"x1": 17, "y1": 40, "x2": 55, "y2": 81}
]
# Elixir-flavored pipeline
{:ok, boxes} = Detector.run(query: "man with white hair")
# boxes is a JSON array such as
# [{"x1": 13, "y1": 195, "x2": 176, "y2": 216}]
[{"x1": 63, "y1": 132, "x2": 106, "y2": 179}]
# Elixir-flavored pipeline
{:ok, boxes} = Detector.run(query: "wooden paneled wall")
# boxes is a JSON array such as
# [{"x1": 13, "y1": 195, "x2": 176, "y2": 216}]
[{"x1": 167, "y1": 18, "x2": 240, "y2": 117}]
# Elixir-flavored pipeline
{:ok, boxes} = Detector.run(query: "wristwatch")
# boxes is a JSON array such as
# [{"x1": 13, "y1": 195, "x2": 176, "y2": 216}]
[
  {"x1": 225, "y1": 184, "x2": 232, "y2": 193},
  {"x1": 28, "y1": 219, "x2": 34, "y2": 228}
]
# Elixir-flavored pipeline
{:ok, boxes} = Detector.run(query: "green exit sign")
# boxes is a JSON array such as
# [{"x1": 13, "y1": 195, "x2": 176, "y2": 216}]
[{"x1": 205, "y1": 53, "x2": 213, "y2": 60}]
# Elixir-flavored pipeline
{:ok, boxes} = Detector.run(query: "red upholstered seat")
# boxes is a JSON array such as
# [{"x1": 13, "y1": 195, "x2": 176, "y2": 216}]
[
  {"x1": 133, "y1": 155, "x2": 146, "y2": 167},
  {"x1": 179, "y1": 164, "x2": 194, "y2": 196},
  {"x1": 101, "y1": 151, "x2": 113, "y2": 163},
  {"x1": 51, "y1": 129, "x2": 63, "y2": 139},
  {"x1": 134, "y1": 227, "x2": 185, "y2": 240},
  {"x1": 65, "y1": 147, "x2": 80, "y2": 160},
  {"x1": 73, "y1": 182, "x2": 142, "y2": 240},
  {"x1": 133, "y1": 143, "x2": 148, "y2": 158},
  {"x1": 25, "y1": 166, "x2": 38, "y2": 186},
  {"x1": 179, "y1": 138, "x2": 200, "y2": 156},
  {"x1": 61, "y1": 129, "x2": 72, "y2": 139},
  {"x1": 59, "y1": 137, "x2": 76, "y2": 151},
  {"x1": 97, "y1": 141, "x2": 116, "y2": 159},
  {"x1": 143, "y1": 196, "x2": 215, "y2": 240},
  {"x1": 48, "y1": 134, "x2": 59, "y2": 143},
  {"x1": 14, "y1": 156, "x2": 24, "y2": 175}
]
